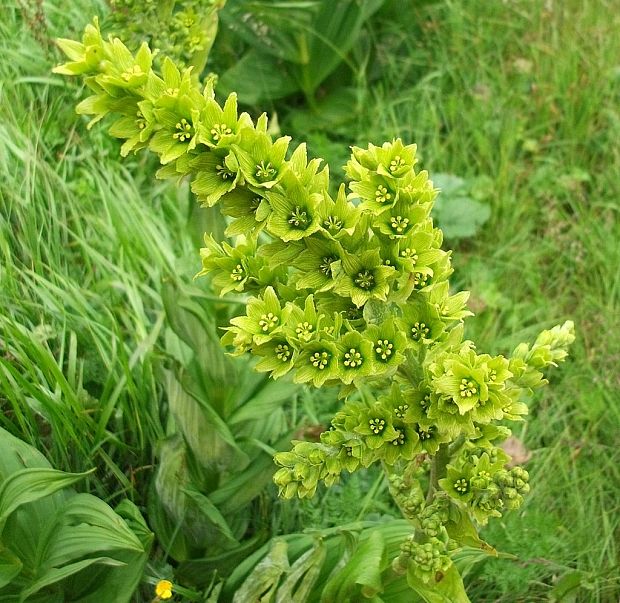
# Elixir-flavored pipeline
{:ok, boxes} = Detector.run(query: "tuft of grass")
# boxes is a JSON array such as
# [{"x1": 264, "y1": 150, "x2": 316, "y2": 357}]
[
  {"x1": 325, "y1": 0, "x2": 620, "y2": 599},
  {"x1": 0, "y1": 3, "x2": 198, "y2": 502}
]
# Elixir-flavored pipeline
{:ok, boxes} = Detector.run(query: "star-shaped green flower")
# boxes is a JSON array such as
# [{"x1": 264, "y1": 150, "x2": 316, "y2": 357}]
[
  {"x1": 190, "y1": 150, "x2": 242, "y2": 207},
  {"x1": 353, "y1": 403, "x2": 399, "y2": 450},
  {"x1": 335, "y1": 330, "x2": 374, "y2": 384},
  {"x1": 333, "y1": 248, "x2": 396, "y2": 308},
  {"x1": 233, "y1": 130, "x2": 290, "y2": 189},
  {"x1": 229, "y1": 286, "x2": 288, "y2": 346},
  {"x1": 293, "y1": 339, "x2": 339, "y2": 387},
  {"x1": 265, "y1": 175, "x2": 322, "y2": 242}
]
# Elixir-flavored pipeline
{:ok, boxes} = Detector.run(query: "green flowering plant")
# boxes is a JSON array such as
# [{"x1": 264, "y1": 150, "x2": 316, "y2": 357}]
[
  {"x1": 54, "y1": 23, "x2": 575, "y2": 601},
  {"x1": 107, "y1": 0, "x2": 226, "y2": 74}
]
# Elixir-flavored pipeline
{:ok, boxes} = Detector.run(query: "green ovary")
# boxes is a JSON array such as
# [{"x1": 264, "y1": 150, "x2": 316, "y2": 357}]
[
  {"x1": 459, "y1": 378, "x2": 478, "y2": 398},
  {"x1": 288, "y1": 206, "x2": 310, "y2": 228},
  {"x1": 375, "y1": 185, "x2": 392, "y2": 203},
  {"x1": 275, "y1": 343, "x2": 291, "y2": 362},
  {"x1": 343, "y1": 348, "x2": 363, "y2": 368},
  {"x1": 210, "y1": 122, "x2": 232, "y2": 141},
  {"x1": 173, "y1": 118, "x2": 193, "y2": 142},
  {"x1": 354, "y1": 270, "x2": 375, "y2": 290},
  {"x1": 258, "y1": 312, "x2": 279, "y2": 332},
  {"x1": 369, "y1": 417, "x2": 385, "y2": 434},
  {"x1": 255, "y1": 160, "x2": 277, "y2": 181},
  {"x1": 375, "y1": 339, "x2": 394, "y2": 361},
  {"x1": 230, "y1": 264, "x2": 244, "y2": 281},
  {"x1": 454, "y1": 478, "x2": 469, "y2": 494},
  {"x1": 310, "y1": 350, "x2": 330, "y2": 369},
  {"x1": 411, "y1": 321, "x2": 430, "y2": 341}
]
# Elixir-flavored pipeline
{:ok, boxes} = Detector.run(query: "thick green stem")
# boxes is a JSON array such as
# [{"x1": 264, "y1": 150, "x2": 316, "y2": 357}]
[{"x1": 426, "y1": 444, "x2": 449, "y2": 504}]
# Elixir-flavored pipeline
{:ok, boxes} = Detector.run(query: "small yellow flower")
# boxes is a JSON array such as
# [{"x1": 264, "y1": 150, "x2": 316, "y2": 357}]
[{"x1": 155, "y1": 579, "x2": 173, "y2": 600}]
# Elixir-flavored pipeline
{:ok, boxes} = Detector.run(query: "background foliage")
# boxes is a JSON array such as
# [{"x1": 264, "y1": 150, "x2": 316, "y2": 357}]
[{"x1": 1, "y1": 0, "x2": 619, "y2": 601}]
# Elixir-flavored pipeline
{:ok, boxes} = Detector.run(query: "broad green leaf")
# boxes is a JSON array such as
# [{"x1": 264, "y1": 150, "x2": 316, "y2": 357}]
[
  {"x1": 547, "y1": 570, "x2": 586, "y2": 602},
  {"x1": 146, "y1": 482, "x2": 192, "y2": 562},
  {"x1": 432, "y1": 173, "x2": 491, "y2": 239},
  {"x1": 407, "y1": 564, "x2": 471, "y2": 603},
  {"x1": 177, "y1": 537, "x2": 263, "y2": 588},
  {"x1": 0, "y1": 468, "x2": 91, "y2": 530},
  {"x1": 0, "y1": 428, "x2": 53, "y2": 478},
  {"x1": 233, "y1": 539, "x2": 290, "y2": 603},
  {"x1": 303, "y1": 0, "x2": 386, "y2": 94},
  {"x1": 275, "y1": 539, "x2": 326, "y2": 602},
  {"x1": 209, "y1": 434, "x2": 297, "y2": 515},
  {"x1": 228, "y1": 379, "x2": 296, "y2": 426},
  {"x1": 0, "y1": 546, "x2": 22, "y2": 589},
  {"x1": 161, "y1": 280, "x2": 219, "y2": 360},
  {"x1": 219, "y1": 1, "x2": 316, "y2": 63},
  {"x1": 433, "y1": 195, "x2": 491, "y2": 239},
  {"x1": 321, "y1": 529, "x2": 386, "y2": 602},
  {"x1": 19, "y1": 557, "x2": 126, "y2": 600},
  {"x1": 74, "y1": 500, "x2": 153, "y2": 603},
  {"x1": 166, "y1": 369, "x2": 249, "y2": 467},
  {"x1": 431, "y1": 173, "x2": 466, "y2": 196},
  {"x1": 218, "y1": 49, "x2": 299, "y2": 105},
  {"x1": 38, "y1": 493, "x2": 144, "y2": 570},
  {"x1": 182, "y1": 488, "x2": 240, "y2": 546},
  {"x1": 154, "y1": 436, "x2": 208, "y2": 552},
  {"x1": 445, "y1": 506, "x2": 498, "y2": 555}
]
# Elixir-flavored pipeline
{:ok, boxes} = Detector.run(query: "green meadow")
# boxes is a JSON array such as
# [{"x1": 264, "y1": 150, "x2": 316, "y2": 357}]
[{"x1": 1, "y1": 0, "x2": 618, "y2": 600}]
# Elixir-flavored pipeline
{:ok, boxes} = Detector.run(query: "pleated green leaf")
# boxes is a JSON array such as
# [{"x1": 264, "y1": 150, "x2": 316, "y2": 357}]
[
  {"x1": 232, "y1": 539, "x2": 290, "y2": 603},
  {"x1": 0, "y1": 468, "x2": 91, "y2": 531},
  {"x1": 19, "y1": 557, "x2": 127, "y2": 601},
  {"x1": 321, "y1": 529, "x2": 386, "y2": 602},
  {"x1": 0, "y1": 546, "x2": 22, "y2": 589}
]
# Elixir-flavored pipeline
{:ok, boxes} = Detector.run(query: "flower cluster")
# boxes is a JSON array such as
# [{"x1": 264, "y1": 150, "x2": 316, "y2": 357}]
[
  {"x1": 107, "y1": 0, "x2": 225, "y2": 73},
  {"x1": 54, "y1": 26, "x2": 575, "y2": 597}
]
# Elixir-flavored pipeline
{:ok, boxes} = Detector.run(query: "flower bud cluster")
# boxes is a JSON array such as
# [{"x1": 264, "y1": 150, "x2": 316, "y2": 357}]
[
  {"x1": 393, "y1": 534, "x2": 451, "y2": 583},
  {"x1": 510, "y1": 321, "x2": 576, "y2": 388},
  {"x1": 418, "y1": 496, "x2": 450, "y2": 538},
  {"x1": 388, "y1": 474, "x2": 425, "y2": 520},
  {"x1": 439, "y1": 443, "x2": 531, "y2": 525}
]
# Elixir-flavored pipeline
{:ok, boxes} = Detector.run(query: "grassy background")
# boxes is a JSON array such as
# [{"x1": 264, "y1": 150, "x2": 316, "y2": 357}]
[{"x1": 1, "y1": 0, "x2": 619, "y2": 601}]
